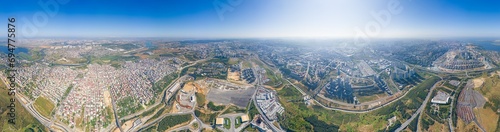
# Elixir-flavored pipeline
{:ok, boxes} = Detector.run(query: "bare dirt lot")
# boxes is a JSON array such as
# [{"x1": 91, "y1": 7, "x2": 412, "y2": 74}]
[
  {"x1": 103, "y1": 90, "x2": 112, "y2": 107},
  {"x1": 171, "y1": 102, "x2": 179, "y2": 113},
  {"x1": 227, "y1": 68, "x2": 241, "y2": 81},
  {"x1": 194, "y1": 80, "x2": 210, "y2": 95},
  {"x1": 183, "y1": 82, "x2": 196, "y2": 93},
  {"x1": 114, "y1": 120, "x2": 134, "y2": 132},
  {"x1": 473, "y1": 78, "x2": 485, "y2": 88}
]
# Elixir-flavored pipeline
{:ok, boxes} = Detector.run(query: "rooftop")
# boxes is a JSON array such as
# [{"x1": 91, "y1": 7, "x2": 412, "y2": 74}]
[
  {"x1": 241, "y1": 115, "x2": 250, "y2": 122},
  {"x1": 431, "y1": 91, "x2": 450, "y2": 104},
  {"x1": 216, "y1": 118, "x2": 224, "y2": 125}
]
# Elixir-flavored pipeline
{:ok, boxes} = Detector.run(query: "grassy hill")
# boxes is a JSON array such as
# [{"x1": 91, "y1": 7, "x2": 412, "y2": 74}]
[
  {"x1": 476, "y1": 72, "x2": 500, "y2": 132},
  {"x1": 0, "y1": 79, "x2": 47, "y2": 131}
]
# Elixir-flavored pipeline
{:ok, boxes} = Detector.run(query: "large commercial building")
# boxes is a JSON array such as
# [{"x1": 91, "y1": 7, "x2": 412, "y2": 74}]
[{"x1": 431, "y1": 91, "x2": 450, "y2": 104}]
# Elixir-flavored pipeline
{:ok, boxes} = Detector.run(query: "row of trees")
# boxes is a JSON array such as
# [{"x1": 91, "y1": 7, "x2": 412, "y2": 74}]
[
  {"x1": 208, "y1": 101, "x2": 225, "y2": 111},
  {"x1": 157, "y1": 114, "x2": 192, "y2": 131}
]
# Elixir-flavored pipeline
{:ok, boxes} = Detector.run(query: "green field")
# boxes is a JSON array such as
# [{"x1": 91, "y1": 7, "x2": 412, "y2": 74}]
[
  {"x1": 277, "y1": 85, "x2": 342, "y2": 131},
  {"x1": 141, "y1": 104, "x2": 162, "y2": 117},
  {"x1": 104, "y1": 106, "x2": 114, "y2": 127},
  {"x1": 208, "y1": 101, "x2": 225, "y2": 111},
  {"x1": 247, "y1": 101, "x2": 259, "y2": 119},
  {"x1": 222, "y1": 105, "x2": 246, "y2": 114},
  {"x1": 156, "y1": 114, "x2": 193, "y2": 131},
  {"x1": 228, "y1": 58, "x2": 239, "y2": 65},
  {"x1": 184, "y1": 54, "x2": 197, "y2": 61},
  {"x1": 235, "y1": 116, "x2": 242, "y2": 128},
  {"x1": 117, "y1": 96, "x2": 144, "y2": 117},
  {"x1": 195, "y1": 92, "x2": 206, "y2": 107},
  {"x1": 373, "y1": 75, "x2": 439, "y2": 117},
  {"x1": 355, "y1": 93, "x2": 387, "y2": 103},
  {"x1": 87, "y1": 55, "x2": 139, "y2": 67},
  {"x1": 146, "y1": 107, "x2": 166, "y2": 123},
  {"x1": 194, "y1": 110, "x2": 219, "y2": 125},
  {"x1": 242, "y1": 61, "x2": 252, "y2": 69},
  {"x1": 223, "y1": 118, "x2": 231, "y2": 129},
  {"x1": 153, "y1": 73, "x2": 177, "y2": 98},
  {"x1": 61, "y1": 85, "x2": 74, "y2": 103},
  {"x1": 18, "y1": 49, "x2": 43, "y2": 62},
  {"x1": 33, "y1": 96, "x2": 55, "y2": 118},
  {"x1": 263, "y1": 68, "x2": 282, "y2": 87},
  {"x1": 251, "y1": 59, "x2": 265, "y2": 67},
  {"x1": 0, "y1": 80, "x2": 46, "y2": 132}
]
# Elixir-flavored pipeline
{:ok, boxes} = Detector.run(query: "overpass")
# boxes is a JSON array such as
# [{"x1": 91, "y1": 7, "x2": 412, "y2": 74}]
[{"x1": 1, "y1": 75, "x2": 71, "y2": 132}]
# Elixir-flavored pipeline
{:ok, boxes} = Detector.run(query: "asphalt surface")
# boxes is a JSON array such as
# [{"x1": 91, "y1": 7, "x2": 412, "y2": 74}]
[
  {"x1": 395, "y1": 80, "x2": 441, "y2": 132},
  {"x1": 251, "y1": 66, "x2": 284, "y2": 132},
  {"x1": 1, "y1": 76, "x2": 71, "y2": 132}
]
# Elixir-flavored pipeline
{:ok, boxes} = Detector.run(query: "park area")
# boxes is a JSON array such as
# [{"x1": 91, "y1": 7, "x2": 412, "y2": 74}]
[{"x1": 33, "y1": 96, "x2": 55, "y2": 117}]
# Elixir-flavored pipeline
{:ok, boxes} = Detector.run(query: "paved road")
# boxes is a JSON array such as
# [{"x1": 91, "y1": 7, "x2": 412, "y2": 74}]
[
  {"x1": 217, "y1": 113, "x2": 247, "y2": 132},
  {"x1": 1, "y1": 75, "x2": 71, "y2": 132},
  {"x1": 136, "y1": 111, "x2": 193, "y2": 131},
  {"x1": 132, "y1": 75, "x2": 195, "y2": 131},
  {"x1": 106, "y1": 58, "x2": 209, "y2": 131},
  {"x1": 448, "y1": 98, "x2": 455, "y2": 132},
  {"x1": 249, "y1": 62, "x2": 284, "y2": 132},
  {"x1": 252, "y1": 90, "x2": 284, "y2": 132},
  {"x1": 395, "y1": 80, "x2": 442, "y2": 132},
  {"x1": 168, "y1": 120, "x2": 198, "y2": 132},
  {"x1": 473, "y1": 119, "x2": 487, "y2": 132},
  {"x1": 235, "y1": 122, "x2": 250, "y2": 132},
  {"x1": 114, "y1": 64, "x2": 198, "y2": 131},
  {"x1": 20, "y1": 93, "x2": 70, "y2": 132},
  {"x1": 0, "y1": 58, "x2": 205, "y2": 132},
  {"x1": 446, "y1": 81, "x2": 464, "y2": 132},
  {"x1": 118, "y1": 75, "x2": 187, "y2": 122},
  {"x1": 192, "y1": 111, "x2": 212, "y2": 130},
  {"x1": 286, "y1": 77, "x2": 440, "y2": 114},
  {"x1": 111, "y1": 91, "x2": 123, "y2": 132},
  {"x1": 286, "y1": 78, "x2": 390, "y2": 113}
]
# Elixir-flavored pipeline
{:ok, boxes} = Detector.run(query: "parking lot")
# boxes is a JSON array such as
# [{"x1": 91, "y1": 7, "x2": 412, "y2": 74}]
[{"x1": 206, "y1": 87, "x2": 256, "y2": 108}]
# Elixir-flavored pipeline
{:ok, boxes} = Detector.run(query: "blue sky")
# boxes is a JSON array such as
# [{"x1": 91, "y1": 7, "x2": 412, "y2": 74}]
[{"x1": 1, "y1": 0, "x2": 499, "y2": 38}]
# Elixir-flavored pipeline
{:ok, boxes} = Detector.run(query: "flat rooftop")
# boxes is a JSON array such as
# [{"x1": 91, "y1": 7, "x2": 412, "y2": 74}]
[{"x1": 431, "y1": 91, "x2": 450, "y2": 104}]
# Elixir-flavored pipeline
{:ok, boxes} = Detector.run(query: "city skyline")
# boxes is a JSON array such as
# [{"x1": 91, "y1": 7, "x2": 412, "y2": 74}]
[{"x1": 1, "y1": 0, "x2": 500, "y2": 39}]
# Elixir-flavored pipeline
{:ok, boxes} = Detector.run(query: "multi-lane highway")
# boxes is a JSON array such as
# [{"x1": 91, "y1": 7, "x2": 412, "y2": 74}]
[
  {"x1": 135, "y1": 111, "x2": 193, "y2": 131},
  {"x1": 110, "y1": 59, "x2": 208, "y2": 132},
  {"x1": 251, "y1": 64, "x2": 285, "y2": 132},
  {"x1": 110, "y1": 91, "x2": 123, "y2": 132},
  {"x1": 132, "y1": 75, "x2": 194, "y2": 131},
  {"x1": 395, "y1": 80, "x2": 442, "y2": 132},
  {"x1": 1, "y1": 75, "x2": 71, "y2": 132}
]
